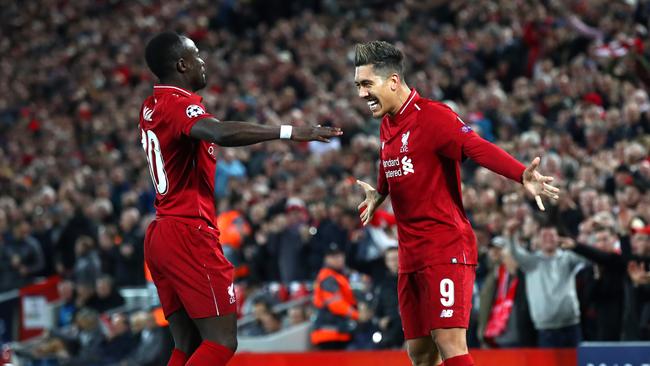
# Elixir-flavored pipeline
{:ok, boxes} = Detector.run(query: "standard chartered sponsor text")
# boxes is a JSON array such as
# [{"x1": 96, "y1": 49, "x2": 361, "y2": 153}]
[
  {"x1": 383, "y1": 158, "x2": 400, "y2": 168},
  {"x1": 385, "y1": 168, "x2": 403, "y2": 178}
]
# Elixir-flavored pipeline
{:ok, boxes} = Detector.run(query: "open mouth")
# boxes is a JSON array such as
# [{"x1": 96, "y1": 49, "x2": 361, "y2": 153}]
[{"x1": 367, "y1": 98, "x2": 380, "y2": 112}]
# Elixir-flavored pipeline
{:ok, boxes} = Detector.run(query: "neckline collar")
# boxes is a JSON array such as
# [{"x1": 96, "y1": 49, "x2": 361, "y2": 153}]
[
  {"x1": 387, "y1": 89, "x2": 420, "y2": 124},
  {"x1": 153, "y1": 84, "x2": 200, "y2": 99},
  {"x1": 397, "y1": 88, "x2": 419, "y2": 115}
]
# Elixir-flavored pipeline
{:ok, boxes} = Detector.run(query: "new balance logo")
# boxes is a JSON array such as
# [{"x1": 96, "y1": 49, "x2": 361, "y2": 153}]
[
  {"x1": 401, "y1": 156, "x2": 414, "y2": 175},
  {"x1": 440, "y1": 309, "x2": 454, "y2": 318},
  {"x1": 143, "y1": 107, "x2": 153, "y2": 121}
]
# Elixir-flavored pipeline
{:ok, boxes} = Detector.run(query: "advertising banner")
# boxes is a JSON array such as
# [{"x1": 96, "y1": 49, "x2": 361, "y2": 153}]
[{"x1": 578, "y1": 342, "x2": 650, "y2": 366}]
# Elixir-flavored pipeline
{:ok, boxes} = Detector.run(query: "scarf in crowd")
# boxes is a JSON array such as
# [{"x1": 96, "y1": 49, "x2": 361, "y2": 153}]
[{"x1": 484, "y1": 264, "x2": 518, "y2": 345}]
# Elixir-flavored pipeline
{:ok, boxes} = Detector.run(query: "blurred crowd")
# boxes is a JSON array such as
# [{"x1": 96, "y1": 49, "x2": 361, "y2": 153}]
[
  {"x1": 1, "y1": 0, "x2": 650, "y2": 357},
  {"x1": 14, "y1": 306, "x2": 173, "y2": 366}
]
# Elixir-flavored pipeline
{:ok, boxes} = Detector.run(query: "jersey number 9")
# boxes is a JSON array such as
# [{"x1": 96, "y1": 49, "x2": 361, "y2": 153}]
[{"x1": 440, "y1": 278, "x2": 455, "y2": 307}]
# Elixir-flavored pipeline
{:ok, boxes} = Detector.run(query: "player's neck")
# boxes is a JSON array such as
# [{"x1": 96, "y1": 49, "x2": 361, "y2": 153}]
[
  {"x1": 158, "y1": 77, "x2": 194, "y2": 92},
  {"x1": 388, "y1": 85, "x2": 413, "y2": 116}
]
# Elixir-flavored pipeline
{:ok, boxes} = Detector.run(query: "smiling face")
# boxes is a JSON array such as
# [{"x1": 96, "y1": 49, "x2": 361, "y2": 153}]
[
  {"x1": 355, "y1": 65, "x2": 401, "y2": 118},
  {"x1": 353, "y1": 41, "x2": 407, "y2": 118},
  {"x1": 539, "y1": 226, "x2": 559, "y2": 253},
  {"x1": 179, "y1": 36, "x2": 207, "y2": 91}
]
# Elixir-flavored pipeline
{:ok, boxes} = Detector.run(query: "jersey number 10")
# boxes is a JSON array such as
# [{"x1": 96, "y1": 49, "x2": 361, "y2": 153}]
[{"x1": 141, "y1": 129, "x2": 169, "y2": 195}]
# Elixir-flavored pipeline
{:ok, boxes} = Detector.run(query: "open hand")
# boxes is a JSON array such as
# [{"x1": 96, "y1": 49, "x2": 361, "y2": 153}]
[
  {"x1": 357, "y1": 180, "x2": 380, "y2": 226},
  {"x1": 522, "y1": 157, "x2": 560, "y2": 211},
  {"x1": 292, "y1": 125, "x2": 343, "y2": 142}
]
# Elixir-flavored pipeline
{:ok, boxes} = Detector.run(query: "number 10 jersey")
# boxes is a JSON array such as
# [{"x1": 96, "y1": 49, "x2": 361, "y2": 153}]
[{"x1": 138, "y1": 84, "x2": 219, "y2": 229}]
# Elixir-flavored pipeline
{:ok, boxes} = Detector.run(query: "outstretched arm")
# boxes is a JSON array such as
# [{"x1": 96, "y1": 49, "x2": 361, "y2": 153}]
[
  {"x1": 190, "y1": 117, "x2": 342, "y2": 147},
  {"x1": 503, "y1": 219, "x2": 540, "y2": 271},
  {"x1": 462, "y1": 135, "x2": 559, "y2": 211},
  {"x1": 560, "y1": 237, "x2": 625, "y2": 269},
  {"x1": 462, "y1": 133, "x2": 527, "y2": 183},
  {"x1": 506, "y1": 236, "x2": 540, "y2": 272}
]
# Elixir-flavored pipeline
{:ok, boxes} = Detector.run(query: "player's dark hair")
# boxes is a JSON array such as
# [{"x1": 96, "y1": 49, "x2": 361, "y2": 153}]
[
  {"x1": 354, "y1": 41, "x2": 404, "y2": 77},
  {"x1": 144, "y1": 32, "x2": 185, "y2": 80}
]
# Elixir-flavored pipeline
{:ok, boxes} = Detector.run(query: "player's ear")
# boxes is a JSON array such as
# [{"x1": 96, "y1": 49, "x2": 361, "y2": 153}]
[
  {"x1": 176, "y1": 58, "x2": 188, "y2": 73},
  {"x1": 389, "y1": 73, "x2": 400, "y2": 91}
]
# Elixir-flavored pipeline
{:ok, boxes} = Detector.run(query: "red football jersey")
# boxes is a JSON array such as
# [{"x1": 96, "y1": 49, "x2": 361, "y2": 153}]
[
  {"x1": 377, "y1": 89, "x2": 525, "y2": 272},
  {"x1": 139, "y1": 85, "x2": 219, "y2": 229}
]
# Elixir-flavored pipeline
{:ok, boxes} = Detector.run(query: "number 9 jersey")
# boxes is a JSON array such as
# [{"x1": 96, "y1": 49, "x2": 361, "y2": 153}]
[{"x1": 138, "y1": 84, "x2": 219, "y2": 229}]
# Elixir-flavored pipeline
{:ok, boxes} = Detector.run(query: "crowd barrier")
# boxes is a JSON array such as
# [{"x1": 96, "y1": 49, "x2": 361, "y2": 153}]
[{"x1": 230, "y1": 349, "x2": 578, "y2": 366}]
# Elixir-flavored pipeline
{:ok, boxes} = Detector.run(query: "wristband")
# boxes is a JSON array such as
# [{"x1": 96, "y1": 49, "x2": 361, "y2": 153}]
[{"x1": 280, "y1": 125, "x2": 293, "y2": 140}]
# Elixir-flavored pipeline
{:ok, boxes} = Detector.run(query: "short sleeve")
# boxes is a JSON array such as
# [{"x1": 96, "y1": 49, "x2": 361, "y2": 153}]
[
  {"x1": 427, "y1": 104, "x2": 476, "y2": 161},
  {"x1": 167, "y1": 97, "x2": 214, "y2": 137}
]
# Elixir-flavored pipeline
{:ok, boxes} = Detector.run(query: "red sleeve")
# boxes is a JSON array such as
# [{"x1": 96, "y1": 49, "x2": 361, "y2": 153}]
[
  {"x1": 377, "y1": 156, "x2": 388, "y2": 196},
  {"x1": 462, "y1": 134, "x2": 526, "y2": 183},
  {"x1": 167, "y1": 97, "x2": 215, "y2": 137},
  {"x1": 429, "y1": 103, "x2": 525, "y2": 183},
  {"x1": 430, "y1": 103, "x2": 474, "y2": 161}
]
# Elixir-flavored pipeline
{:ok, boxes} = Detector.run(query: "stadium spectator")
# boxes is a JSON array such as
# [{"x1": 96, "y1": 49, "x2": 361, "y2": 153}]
[
  {"x1": 56, "y1": 280, "x2": 77, "y2": 328},
  {"x1": 0, "y1": 213, "x2": 20, "y2": 292},
  {"x1": 114, "y1": 208, "x2": 145, "y2": 287},
  {"x1": 347, "y1": 300, "x2": 377, "y2": 350},
  {"x1": 59, "y1": 308, "x2": 105, "y2": 366},
  {"x1": 506, "y1": 222, "x2": 587, "y2": 347},
  {"x1": 99, "y1": 312, "x2": 135, "y2": 365},
  {"x1": 561, "y1": 226, "x2": 627, "y2": 341},
  {"x1": 239, "y1": 298, "x2": 276, "y2": 337},
  {"x1": 6, "y1": 220, "x2": 45, "y2": 286},
  {"x1": 13, "y1": 308, "x2": 104, "y2": 365},
  {"x1": 215, "y1": 148, "x2": 247, "y2": 199},
  {"x1": 89, "y1": 275, "x2": 126, "y2": 314},
  {"x1": 372, "y1": 246, "x2": 404, "y2": 349},
  {"x1": 284, "y1": 306, "x2": 309, "y2": 328},
  {"x1": 120, "y1": 311, "x2": 168, "y2": 366},
  {"x1": 97, "y1": 226, "x2": 120, "y2": 278},
  {"x1": 311, "y1": 243, "x2": 358, "y2": 350},
  {"x1": 258, "y1": 310, "x2": 282, "y2": 335},
  {"x1": 74, "y1": 281, "x2": 97, "y2": 310},
  {"x1": 622, "y1": 227, "x2": 650, "y2": 340},
  {"x1": 72, "y1": 235, "x2": 101, "y2": 286},
  {"x1": 477, "y1": 235, "x2": 535, "y2": 348}
]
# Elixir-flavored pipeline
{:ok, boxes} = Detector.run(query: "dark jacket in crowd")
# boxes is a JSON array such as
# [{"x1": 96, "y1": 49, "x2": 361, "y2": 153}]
[
  {"x1": 373, "y1": 272, "x2": 403, "y2": 349},
  {"x1": 572, "y1": 243, "x2": 626, "y2": 341}
]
